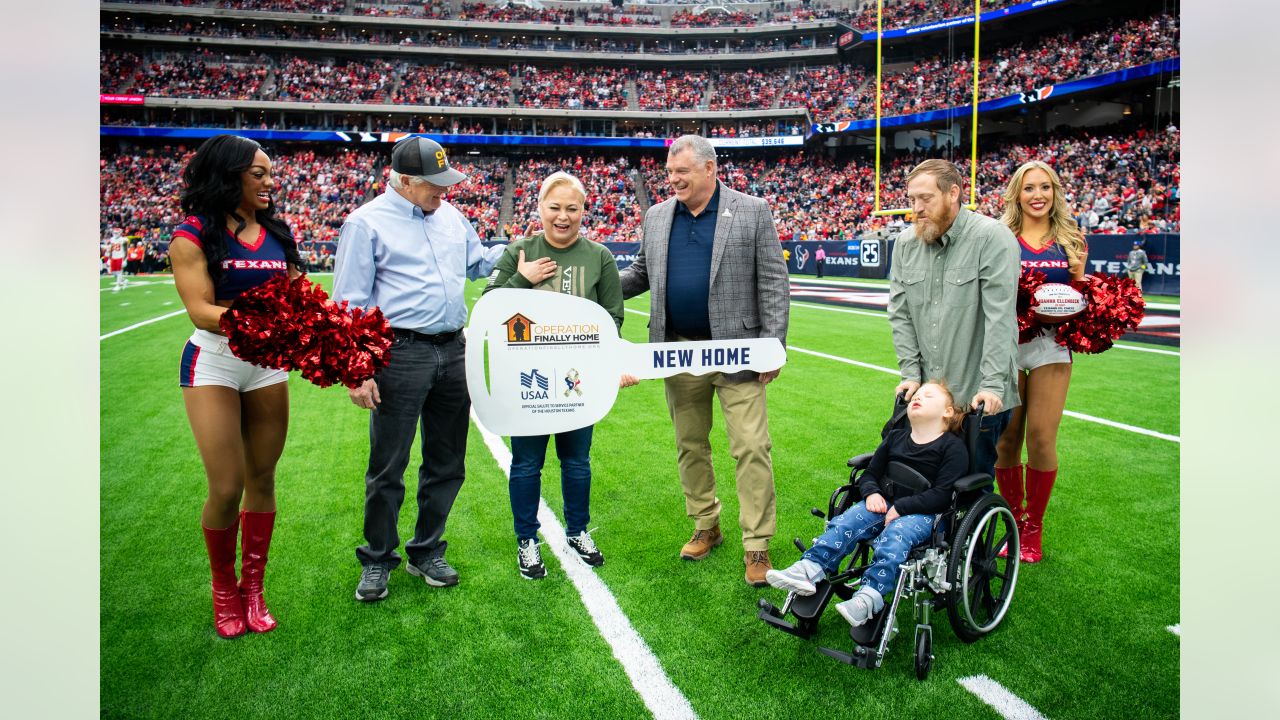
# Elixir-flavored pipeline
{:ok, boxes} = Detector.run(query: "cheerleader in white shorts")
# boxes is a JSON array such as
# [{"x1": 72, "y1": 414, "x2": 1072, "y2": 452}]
[
  {"x1": 169, "y1": 135, "x2": 304, "y2": 639},
  {"x1": 993, "y1": 161, "x2": 1088, "y2": 564}
]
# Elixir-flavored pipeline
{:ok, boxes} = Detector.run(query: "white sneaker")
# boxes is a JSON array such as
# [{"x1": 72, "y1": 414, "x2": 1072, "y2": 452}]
[
  {"x1": 765, "y1": 559, "x2": 823, "y2": 596},
  {"x1": 835, "y1": 588, "x2": 884, "y2": 627}
]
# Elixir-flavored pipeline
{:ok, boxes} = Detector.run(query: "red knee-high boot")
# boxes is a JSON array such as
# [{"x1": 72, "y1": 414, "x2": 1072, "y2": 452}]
[
  {"x1": 238, "y1": 510, "x2": 278, "y2": 633},
  {"x1": 202, "y1": 518, "x2": 247, "y2": 639},
  {"x1": 995, "y1": 465, "x2": 1025, "y2": 558},
  {"x1": 1021, "y1": 467, "x2": 1058, "y2": 564}
]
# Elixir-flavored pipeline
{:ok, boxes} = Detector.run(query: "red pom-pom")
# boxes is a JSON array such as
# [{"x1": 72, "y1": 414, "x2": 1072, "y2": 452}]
[
  {"x1": 1016, "y1": 269, "x2": 1047, "y2": 344},
  {"x1": 1053, "y1": 273, "x2": 1146, "y2": 354},
  {"x1": 218, "y1": 275, "x2": 394, "y2": 388}
]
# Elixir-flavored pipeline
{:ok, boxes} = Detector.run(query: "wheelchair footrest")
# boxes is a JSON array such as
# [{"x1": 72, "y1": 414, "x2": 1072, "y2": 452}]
[
  {"x1": 757, "y1": 608, "x2": 816, "y2": 639},
  {"x1": 818, "y1": 643, "x2": 882, "y2": 669}
]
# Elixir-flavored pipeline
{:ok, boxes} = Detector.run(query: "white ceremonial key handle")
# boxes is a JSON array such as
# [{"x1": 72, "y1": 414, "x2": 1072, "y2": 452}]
[{"x1": 465, "y1": 289, "x2": 785, "y2": 436}]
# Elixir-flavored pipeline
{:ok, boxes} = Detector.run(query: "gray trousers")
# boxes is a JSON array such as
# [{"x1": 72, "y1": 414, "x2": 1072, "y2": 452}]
[{"x1": 356, "y1": 333, "x2": 469, "y2": 569}]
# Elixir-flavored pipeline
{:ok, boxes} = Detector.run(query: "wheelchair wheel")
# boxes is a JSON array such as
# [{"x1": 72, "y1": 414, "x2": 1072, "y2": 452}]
[
  {"x1": 914, "y1": 628, "x2": 932, "y2": 680},
  {"x1": 946, "y1": 493, "x2": 1019, "y2": 643}
]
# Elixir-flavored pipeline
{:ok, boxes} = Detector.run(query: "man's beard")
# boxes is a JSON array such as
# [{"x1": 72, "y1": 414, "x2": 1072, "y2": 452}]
[
  {"x1": 913, "y1": 208, "x2": 955, "y2": 244},
  {"x1": 914, "y1": 218, "x2": 943, "y2": 244}
]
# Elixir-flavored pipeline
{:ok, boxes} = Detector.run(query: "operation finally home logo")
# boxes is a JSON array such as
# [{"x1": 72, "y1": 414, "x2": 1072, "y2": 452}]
[{"x1": 503, "y1": 313, "x2": 601, "y2": 346}]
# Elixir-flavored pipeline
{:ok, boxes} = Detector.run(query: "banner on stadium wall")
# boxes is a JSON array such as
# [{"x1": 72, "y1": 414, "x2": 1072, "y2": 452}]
[
  {"x1": 593, "y1": 241, "x2": 888, "y2": 279},
  {"x1": 860, "y1": 0, "x2": 1068, "y2": 40},
  {"x1": 780, "y1": 241, "x2": 887, "y2": 279},
  {"x1": 101, "y1": 94, "x2": 145, "y2": 105},
  {"x1": 702, "y1": 136, "x2": 806, "y2": 148},
  {"x1": 1083, "y1": 233, "x2": 1180, "y2": 295},
  {"x1": 812, "y1": 58, "x2": 1180, "y2": 136}
]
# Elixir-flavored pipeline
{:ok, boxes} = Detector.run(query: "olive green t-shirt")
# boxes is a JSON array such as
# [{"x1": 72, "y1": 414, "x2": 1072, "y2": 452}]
[{"x1": 483, "y1": 233, "x2": 624, "y2": 330}]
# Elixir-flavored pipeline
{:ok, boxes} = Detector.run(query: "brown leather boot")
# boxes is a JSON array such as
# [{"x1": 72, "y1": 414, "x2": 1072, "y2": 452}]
[
  {"x1": 744, "y1": 550, "x2": 772, "y2": 587},
  {"x1": 679, "y1": 526, "x2": 723, "y2": 560}
]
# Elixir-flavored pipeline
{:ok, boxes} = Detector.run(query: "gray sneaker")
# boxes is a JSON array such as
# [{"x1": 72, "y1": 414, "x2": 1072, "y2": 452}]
[
  {"x1": 355, "y1": 565, "x2": 390, "y2": 602},
  {"x1": 765, "y1": 559, "x2": 822, "y2": 596},
  {"x1": 835, "y1": 587, "x2": 884, "y2": 627},
  {"x1": 407, "y1": 555, "x2": 459, "y2": 587}
]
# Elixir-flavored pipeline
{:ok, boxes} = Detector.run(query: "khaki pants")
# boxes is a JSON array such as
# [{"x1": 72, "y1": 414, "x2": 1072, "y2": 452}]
[{"x1": 664, "y1": 371, "x2": 776, "y2": 551}]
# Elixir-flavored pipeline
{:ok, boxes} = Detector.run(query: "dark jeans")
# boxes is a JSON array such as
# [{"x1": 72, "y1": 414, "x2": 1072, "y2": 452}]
[
  {"x1": 357, "y1": 333, "x2": 469, "y2": 570},
  {"x1": 508, "y1": 425, "x2": 594, "y2": 540},
  {"x1": 976, "y1": 409, "x2": 1013, "y2": 480}
]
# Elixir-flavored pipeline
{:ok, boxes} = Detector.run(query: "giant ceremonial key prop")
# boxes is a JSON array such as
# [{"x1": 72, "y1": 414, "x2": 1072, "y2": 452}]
[{"x1": 466, "y1": 289, "x2": 786, "y2": 436}]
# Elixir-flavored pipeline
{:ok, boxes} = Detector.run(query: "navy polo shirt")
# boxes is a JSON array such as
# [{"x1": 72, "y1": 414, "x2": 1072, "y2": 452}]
[{"x1": 666, "y1": 185, "x2": 720, "y2": 339}]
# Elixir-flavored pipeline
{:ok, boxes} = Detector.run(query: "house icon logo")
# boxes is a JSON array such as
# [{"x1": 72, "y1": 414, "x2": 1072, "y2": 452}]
[{"x1": 503, "y1": 313, "x2": 534, "y2": 343}]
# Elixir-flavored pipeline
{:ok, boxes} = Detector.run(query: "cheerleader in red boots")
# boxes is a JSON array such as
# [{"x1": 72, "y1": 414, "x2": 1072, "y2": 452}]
[
  {"x1": 171, "y1": 135, "x2": 304, "y2": 637},
  {"x1": 994, "y1": 161, "x2": 1086, "y2": 564}
]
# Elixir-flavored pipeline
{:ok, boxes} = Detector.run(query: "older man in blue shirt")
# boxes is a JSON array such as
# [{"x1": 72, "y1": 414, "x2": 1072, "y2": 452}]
[{"x1": 333, "y1": 136, "x2": 503, "y2": 602}]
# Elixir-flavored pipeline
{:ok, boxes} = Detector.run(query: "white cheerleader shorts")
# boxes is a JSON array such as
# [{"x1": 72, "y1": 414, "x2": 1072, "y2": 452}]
[
  {"x1": 179, "y1": 329, "x2": 287, "y2": 391},
  {"x1": 1017, "y1": 329, "x2": 1072, "y2": 371}
]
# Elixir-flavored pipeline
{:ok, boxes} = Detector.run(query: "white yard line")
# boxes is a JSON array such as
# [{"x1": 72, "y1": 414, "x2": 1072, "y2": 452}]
[
  {"x1": 99, "y1": 310, "x2": 187, "y2": 341},
  {"x1": 1062, "y1": 410, "x2": 1180, "y2": 443},
  {"x1": 624, "y1": 307, "x2": 1180, "y2": 442},
  {"x1": 958, "y1": 675, "x2": 1050, "y2": 720},
  {"x1": 471, "y1": 410, "x2": 699, "y2": 720},
  {"x1": 1167, "y1": 624, "x2": 1180, "y2": 636}
]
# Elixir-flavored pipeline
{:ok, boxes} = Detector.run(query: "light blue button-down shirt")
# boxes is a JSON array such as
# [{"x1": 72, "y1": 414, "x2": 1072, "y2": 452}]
[{"x1": 332, "y1": 188, "x2": 503, "y2": 334}]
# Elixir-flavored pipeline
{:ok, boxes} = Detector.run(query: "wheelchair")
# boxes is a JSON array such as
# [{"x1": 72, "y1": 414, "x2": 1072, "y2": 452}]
[{"x1": 757, "y1": 396, "x2": 1020, "y2": 680}]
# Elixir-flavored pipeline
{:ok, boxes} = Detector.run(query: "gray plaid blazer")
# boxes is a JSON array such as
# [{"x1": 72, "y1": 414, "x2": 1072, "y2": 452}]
[{"x1": 620, "y1": 180, "x2": 790, "y2": 349}]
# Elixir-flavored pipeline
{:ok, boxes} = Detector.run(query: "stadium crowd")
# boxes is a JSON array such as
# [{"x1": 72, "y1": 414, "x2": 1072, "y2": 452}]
[
  {"x1": 515, "y1": 65, "x2": 628, "y2": 110},
  {"x1": 101, "y1": 49, "x2": 269, "y2": 100},
  {"x1": 852, "y1": 13, "x2": 1180, "y2": 119},
  {"x1": 394, "y1": 63, "x2": 512, "y2": 106},
  {"x1": 100, "y1": 121, "x2": 1178, "y2": 270},
  {"x1": 636, "y1": 69, "x2": 708, "y2": 111},
  {"x1": 101, "y1": 13, "x2": 830, "y2": 54},
  {"x1": 116, "y1": 0, "x2": 1031, "y2": 32},
  {"x1": 274, "y1": 57, "x2": 396, "y2": 104},
  {"x1": 103, "y1": 9, "x2": 1175, "y2": 120},
  {"x1": 670, "y1": 8, "x2": 758, "y2": 28},
  {"x1": 640, "y1": 124, "x2": 1180, "y2": 235},
  {"x1": 509, "y1": 156, "x2": 642, "y2": 243}
]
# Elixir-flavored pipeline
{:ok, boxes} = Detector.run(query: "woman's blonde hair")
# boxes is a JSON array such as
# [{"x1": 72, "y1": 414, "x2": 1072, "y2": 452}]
[
  {"x1": 538, "y1": 171, "x2": 587, "y2": 205},
  {"x1": 1000, "y1": 160, "x2": 1085, "y2": 263}
]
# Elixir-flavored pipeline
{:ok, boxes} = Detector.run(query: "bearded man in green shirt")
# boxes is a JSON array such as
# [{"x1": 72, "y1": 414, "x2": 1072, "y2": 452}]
[{"x1": 887, "y1": 159, "x2": 1021, "y2": 478}]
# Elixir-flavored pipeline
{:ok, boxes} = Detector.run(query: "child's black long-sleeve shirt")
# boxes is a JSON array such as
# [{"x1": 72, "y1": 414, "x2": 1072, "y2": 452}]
[{"x1": 856, "y1": 428, "x2": 969, "y2": 516}]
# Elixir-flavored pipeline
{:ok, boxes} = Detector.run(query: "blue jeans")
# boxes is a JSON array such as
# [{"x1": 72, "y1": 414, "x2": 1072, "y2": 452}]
[
  {"x1": 802, "y1": 501, "x2": 937, "y2": 597},
  {"x1": 976, "y1": 410, "x2": 1013, "y2": 480},
  {"x1": 509, "y1": 425, "x2": 594, "y2": 540}
]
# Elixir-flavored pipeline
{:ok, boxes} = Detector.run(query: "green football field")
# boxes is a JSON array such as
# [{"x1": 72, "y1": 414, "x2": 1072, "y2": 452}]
[{"x1": 100, "y1": 274, "x2": 1179, "y2": 719}]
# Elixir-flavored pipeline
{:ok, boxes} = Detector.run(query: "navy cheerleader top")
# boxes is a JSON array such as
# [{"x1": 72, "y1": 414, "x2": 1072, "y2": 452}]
[
  {"x1": 172, "y1": 215, "x2": 291, "y2": 301},
  {"x1": 1017, "y1": 236, "x2": 1076, "y2": 285}
]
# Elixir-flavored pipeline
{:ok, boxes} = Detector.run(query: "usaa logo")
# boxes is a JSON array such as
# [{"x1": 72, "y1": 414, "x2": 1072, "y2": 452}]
[{"x1": 520, "y1": 369, "x2": 550, "y2": 400}]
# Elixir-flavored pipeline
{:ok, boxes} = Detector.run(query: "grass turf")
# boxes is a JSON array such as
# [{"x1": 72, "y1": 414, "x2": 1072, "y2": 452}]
[{"x1": 101, "y1": 275, "x2": 1178, "y2": 719}]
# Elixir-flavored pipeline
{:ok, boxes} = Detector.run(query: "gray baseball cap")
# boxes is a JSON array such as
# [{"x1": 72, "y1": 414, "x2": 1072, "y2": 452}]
[{"x1": 390, "y1": 136, "x2": 467, "y2": 186}]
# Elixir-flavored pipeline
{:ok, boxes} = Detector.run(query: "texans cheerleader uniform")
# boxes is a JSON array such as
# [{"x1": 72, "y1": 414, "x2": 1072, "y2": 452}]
[
  {"x1": 173, "y1": 216, "x2": 291, "y2": 391},
  {"x1": 1017, "y1": 237, "x2": 1076, "y2": 370}
]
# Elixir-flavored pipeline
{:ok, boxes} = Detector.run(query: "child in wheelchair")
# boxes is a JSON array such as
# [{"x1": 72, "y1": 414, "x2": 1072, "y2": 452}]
[{"x1": 766, "y1": 380, "x2": 969, "y2": 628}]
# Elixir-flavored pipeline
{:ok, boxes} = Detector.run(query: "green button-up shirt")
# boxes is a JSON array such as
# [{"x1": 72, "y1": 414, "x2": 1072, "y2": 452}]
[{"x1": 887, "y1": 207, "x2": 1021, "y2": 410}]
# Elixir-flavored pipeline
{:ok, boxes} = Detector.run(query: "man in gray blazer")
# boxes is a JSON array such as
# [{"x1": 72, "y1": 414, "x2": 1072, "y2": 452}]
[{"x1": 619, "y1": 135, "x2": 789, "y2": 587}]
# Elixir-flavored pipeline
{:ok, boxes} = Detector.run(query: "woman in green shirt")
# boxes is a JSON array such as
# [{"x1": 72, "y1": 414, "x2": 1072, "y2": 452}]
[{"x1": 483, "y1": 171, "x2": 627, "y2": 580}]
